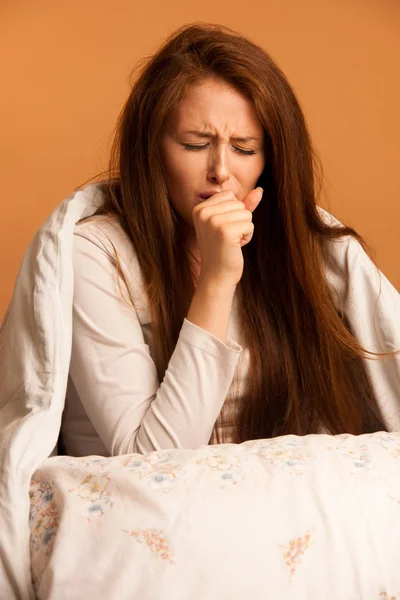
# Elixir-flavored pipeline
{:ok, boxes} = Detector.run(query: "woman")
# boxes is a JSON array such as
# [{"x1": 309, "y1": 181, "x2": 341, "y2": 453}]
[{"x1": 60, "y1": 22, "x2": 400, "y2": 457}]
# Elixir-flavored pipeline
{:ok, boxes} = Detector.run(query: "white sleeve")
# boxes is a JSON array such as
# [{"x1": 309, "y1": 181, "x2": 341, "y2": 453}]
[{"x1": 69, "y1": 229, "x2": 242, "y2": 456}]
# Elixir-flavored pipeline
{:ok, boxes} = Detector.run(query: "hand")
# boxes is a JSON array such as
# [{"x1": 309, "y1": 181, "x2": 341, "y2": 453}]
[{"x1": 192, "y1": 187, "x2": 263, "y2": 287}]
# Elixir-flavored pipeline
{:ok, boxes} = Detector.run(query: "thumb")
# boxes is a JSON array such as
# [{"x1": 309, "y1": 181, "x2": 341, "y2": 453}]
[{"x1": 244, "y1": 187, "x2": 264, "y2": 212}]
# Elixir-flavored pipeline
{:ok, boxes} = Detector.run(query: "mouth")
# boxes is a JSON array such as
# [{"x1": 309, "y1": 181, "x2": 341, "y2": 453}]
[{"x1": 198, "y1": 190, "x2": 221, "y2": 200}]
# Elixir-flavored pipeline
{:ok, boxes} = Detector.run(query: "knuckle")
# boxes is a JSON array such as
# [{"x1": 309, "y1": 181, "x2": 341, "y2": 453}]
[
  {"x1": 218, "y1": 226, "x2": 230, "y2": 239},
  {"x1": 197, "y1": 208, "x2": 210, "y2": 223},
  {"x1": 209, "y1": 214, "x2": 220, "y2": 228}
]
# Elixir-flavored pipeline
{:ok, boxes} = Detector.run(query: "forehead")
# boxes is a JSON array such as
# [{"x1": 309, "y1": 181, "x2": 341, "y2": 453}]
[{"x1": 171, "y1": 79, "x2": 263, "y2": 135}]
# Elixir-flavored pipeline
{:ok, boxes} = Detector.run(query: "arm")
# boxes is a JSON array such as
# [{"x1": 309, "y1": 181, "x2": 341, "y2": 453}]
[
  {"x1": 187, "y1": 278, "x2": 237, "y2": 345},
  {"x1": 68, "y1": 223, "x2": 242, "y2": 456}
]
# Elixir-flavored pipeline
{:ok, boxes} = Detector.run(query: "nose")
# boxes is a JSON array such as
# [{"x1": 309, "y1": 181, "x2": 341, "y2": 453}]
[{"x1": 207, "y1": 147, "x2": 230, "y2": 185}]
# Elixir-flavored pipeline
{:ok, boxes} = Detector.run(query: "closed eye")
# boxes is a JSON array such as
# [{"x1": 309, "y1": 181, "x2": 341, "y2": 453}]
[{"x1": 182, "y1": 143, "x2": 256, "y2": 156}]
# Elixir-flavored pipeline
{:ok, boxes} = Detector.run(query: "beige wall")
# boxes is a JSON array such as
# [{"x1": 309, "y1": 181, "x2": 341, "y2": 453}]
[{"x1": 1, "y1": 0, "x2": 399, "y2": 319}]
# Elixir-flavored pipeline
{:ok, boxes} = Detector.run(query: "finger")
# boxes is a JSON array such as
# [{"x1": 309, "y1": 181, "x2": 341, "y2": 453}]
[
  {"x1": 223, "y1": 220, "x2": 255, "y2": 245},
  {"x1": 194, "y1": 190, "x2": 238, "y2": 209},
  {"x1": 208, "y1": 210, "x2": 252, "y2": 229},
  {"x1": 195, "y1": 201, "x2": 246, "y2": 220},
  {"x1": 243, "y1": 187, "x2": 264, "y2": 213}
]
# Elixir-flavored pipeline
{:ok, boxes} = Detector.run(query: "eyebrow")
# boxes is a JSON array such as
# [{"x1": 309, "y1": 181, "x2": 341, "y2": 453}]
[{"x1": 181, "y1": 130, "x2": 260, "y2": 143}]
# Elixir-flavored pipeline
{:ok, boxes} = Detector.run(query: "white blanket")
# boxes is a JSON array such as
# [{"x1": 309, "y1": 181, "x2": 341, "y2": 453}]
[
  {"x1": 1, "y1": 183, "x2": 400, "y2": 599},
  {"x1": 29, "y1": 433, "x2": 400, "y2": 599}
]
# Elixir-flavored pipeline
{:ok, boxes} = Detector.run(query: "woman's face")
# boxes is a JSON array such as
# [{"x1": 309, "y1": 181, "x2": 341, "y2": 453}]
[{"x1": 161, "y1": 77, "x2": 266, "y2": 248}]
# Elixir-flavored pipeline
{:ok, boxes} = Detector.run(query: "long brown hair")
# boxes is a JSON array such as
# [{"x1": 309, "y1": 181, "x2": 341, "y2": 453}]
[{"x1": 76, "y1": 22, "x2": 399, "y2": 442}]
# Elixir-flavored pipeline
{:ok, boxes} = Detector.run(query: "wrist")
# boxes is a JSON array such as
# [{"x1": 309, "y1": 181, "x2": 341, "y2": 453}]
[{"x1": 196, "y1": 275, "x2": 237, "y2": 296}]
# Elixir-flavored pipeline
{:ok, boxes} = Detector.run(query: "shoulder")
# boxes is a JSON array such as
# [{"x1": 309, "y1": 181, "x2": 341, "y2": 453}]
[
  {"x1": 317, "y1": 205, "x2": 371, "y2": 266},
  {"x1": 73, "y1": 213, "x2": 138, "y2": 271},
  {"x1": 316, "y1": 206, "x2": 383, "y2": 307},
  {"x1": 72, "y1": 213, "x2": 148, "y2": 309}
]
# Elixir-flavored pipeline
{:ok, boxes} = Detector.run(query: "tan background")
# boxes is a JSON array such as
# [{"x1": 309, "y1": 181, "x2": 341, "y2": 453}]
[{"x1": 1, "y1": 0, "x2": 399, "y2": 319}]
